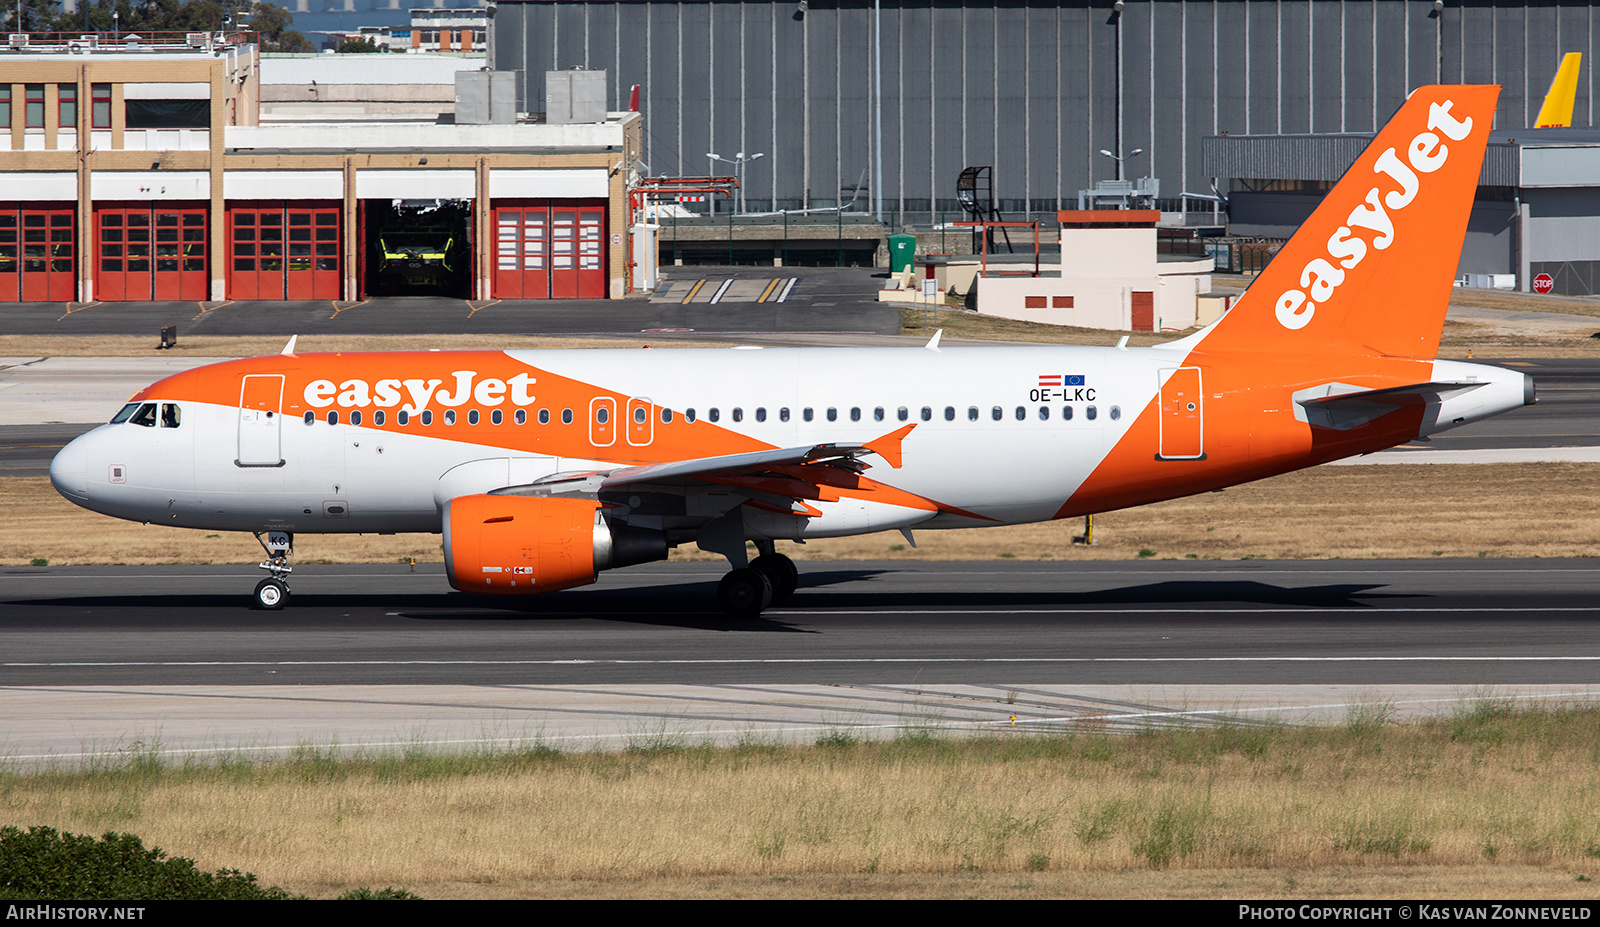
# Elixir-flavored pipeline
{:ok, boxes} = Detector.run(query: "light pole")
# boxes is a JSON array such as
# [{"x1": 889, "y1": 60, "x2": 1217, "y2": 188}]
[
  {"x1": 707, "y1": 151, "x2": 764, "y2": 216},
  {"x1": 1099, "y1": 148, "x2": 1144, "y2": 183}
]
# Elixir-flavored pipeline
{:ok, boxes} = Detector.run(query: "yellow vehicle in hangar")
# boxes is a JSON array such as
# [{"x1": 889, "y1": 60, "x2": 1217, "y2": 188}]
[{"x1": 377, "y1": 228, "x2": 455, "y2": 289}]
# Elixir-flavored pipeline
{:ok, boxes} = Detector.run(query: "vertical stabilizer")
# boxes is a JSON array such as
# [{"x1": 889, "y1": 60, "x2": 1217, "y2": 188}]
[
  {"x1": 1535, "y1": 53, "x2": 1582, "y2": 128},
  {"x1": 1198, "y1": 85, "x2": 1499, "y2": 360}
]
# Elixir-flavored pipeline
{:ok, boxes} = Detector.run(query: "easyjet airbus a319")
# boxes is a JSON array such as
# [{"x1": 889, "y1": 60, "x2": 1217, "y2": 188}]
[{"x1": 51, "y1": 85, "x2": 1533, "y2": 616}]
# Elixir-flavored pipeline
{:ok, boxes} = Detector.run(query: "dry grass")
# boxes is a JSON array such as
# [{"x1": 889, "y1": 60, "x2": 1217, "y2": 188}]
[
  {"x1": 6, "y1": 706, "x2": 1600, "y2": 898},
  {"x1": 6, "y1": 462, "x2": 1598, "y2": 566}
]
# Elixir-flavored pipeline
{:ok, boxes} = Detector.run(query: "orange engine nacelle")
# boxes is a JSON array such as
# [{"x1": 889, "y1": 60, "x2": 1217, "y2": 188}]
[{"x1": 445, "y1": 495, "x2": 603, "y2": 595}]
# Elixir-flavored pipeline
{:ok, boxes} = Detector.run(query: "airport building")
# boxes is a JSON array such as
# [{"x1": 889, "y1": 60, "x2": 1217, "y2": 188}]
[
  {"x1": 487, "y1": 0, "x2": 1600, "y2": 226},
  {"x1": 0, "y1": 30, "x2": 639, "y2": 303}
]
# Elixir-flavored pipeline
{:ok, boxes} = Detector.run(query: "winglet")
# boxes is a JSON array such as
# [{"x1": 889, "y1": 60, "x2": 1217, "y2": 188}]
[
  {"x1": 864, "y1": 423, "x2": 916, "y2": 469},
  {"x1": 925, "y1": 329, "x2": 943, "y2": 352},
  {"x1": 281, "y1": 335, "x2": 298, "y2": 356}
]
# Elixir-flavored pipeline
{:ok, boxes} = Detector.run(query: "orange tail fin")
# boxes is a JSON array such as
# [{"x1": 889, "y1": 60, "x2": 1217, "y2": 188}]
[{"x1": 1201, "y1": 85, "x2": 1500, "y2": 360}]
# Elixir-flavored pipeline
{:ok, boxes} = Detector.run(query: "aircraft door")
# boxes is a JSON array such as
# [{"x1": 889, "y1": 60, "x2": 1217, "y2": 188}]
[
  {"x1": 589, "y1": 397, "x2": 616, "y2": 447},
  {"x1": 238, "y1": 374, "x2": 286, "y2": 467},
  {"x1": 626, "y1": 397, "x2": 653, "y2": 446},
  {"x1": 1157, "y1": 367, "x2": 1205, "y2": 460}
]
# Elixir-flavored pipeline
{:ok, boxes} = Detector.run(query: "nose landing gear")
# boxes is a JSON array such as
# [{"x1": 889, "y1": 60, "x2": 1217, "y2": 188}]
[{"x1": 252, "y1": 530, "x2": 294, "y2": 610}]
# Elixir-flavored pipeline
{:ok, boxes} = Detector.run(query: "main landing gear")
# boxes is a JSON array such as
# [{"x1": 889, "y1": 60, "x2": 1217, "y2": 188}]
[
  {"x1": 252, "y1": 530, "x2": 294, "y2": 610},
  {"x1": 717, "y1": 543, "x2": 800, "y2": 618}
]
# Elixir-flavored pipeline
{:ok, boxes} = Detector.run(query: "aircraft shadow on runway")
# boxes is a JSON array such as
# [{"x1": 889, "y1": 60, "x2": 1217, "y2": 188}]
[{"x1": 7, "y1": 575, "x2": 1420, "y2": 631}]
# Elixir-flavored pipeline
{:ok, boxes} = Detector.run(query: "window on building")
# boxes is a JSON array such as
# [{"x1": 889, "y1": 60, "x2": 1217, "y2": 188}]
[
  {"x1": 91, "y1": 84, "x2": 111, "y2": 128},
  {"x1": 0, "y1": 86, "x2": 11, "y2": 128},
  {"x1": 57, "y1": 85, "x2": 76, "y2": 129},
  {"x1": 124, "y1": 99, "x2": 209, "y2": 129},
  {"x1": 25, "y1": 85, "x2": 44, "y2": 128}
]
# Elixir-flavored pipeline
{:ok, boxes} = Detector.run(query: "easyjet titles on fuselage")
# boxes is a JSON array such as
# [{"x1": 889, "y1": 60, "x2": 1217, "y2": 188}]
[
  {"x1": 1274, "y1": 99, "x2": 1476, "y2": 331},
  {"x1": 302, "y1": 370, "x2": 537, "y2": 415}
]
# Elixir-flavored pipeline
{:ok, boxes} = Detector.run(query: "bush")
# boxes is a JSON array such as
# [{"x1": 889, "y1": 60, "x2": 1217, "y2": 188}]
[{"x1": 0, "y1": 826, "x2": 296, "y2": 900}]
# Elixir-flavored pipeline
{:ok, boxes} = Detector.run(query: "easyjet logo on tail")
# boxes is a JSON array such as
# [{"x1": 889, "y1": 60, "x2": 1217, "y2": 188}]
[{"x1": 1275, "y1": 100, "x2": 1476, "y2": 331}]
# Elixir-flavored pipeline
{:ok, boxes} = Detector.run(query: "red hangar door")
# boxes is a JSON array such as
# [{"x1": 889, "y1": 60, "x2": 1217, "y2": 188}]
[
  {"x1": 0, "y1": 204, "x2": 76, "y2": 302},
  {"x1": 492, "y1": 199, "x2": 605, "y2": 299},
  {"x1": 95, "y1": 204, "x2": 207, "y2": 301},
  {"x1": 227, "y1": 202, "x2": 340, "y2": 300}
]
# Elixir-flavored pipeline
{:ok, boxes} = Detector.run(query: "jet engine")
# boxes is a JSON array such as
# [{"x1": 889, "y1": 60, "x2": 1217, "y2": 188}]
[{"x1": 443, "y1": 494, "x2": 667, "y2": 595}]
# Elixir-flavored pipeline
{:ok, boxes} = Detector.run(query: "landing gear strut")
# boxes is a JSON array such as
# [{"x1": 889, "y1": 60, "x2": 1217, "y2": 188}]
[
  {"x1": 716, "y1": 541, "x2": 799, "y2": 618},
  {"x1": 252, "y1": 530, "x2": 294, "y2": 610}
]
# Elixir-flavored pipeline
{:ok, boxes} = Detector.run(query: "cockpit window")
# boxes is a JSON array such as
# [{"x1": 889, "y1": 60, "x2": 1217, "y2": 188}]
[
  {"x1": 129, "y1": 403, "x2": 157, "y2": 427},
  {"x1": 111, "y1": 402, "x2": 139, "y2": 424},
  {"x1": 160, "y1": 403, "x2": 181, "y2": 428}
]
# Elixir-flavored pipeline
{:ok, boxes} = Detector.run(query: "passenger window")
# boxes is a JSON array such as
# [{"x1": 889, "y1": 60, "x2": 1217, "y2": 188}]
[
  {"x1": 779, "y1": 408, "x2": 790, "y2": 422},
  {"x1": 850, "y1": 408, "x2": 861, "y2": 422},
  {"x1": 922, "y1": 407, "x2": 933, "y2": 422},
  {"x1": 827, "y1": 408, "x2": 837, "y2": 422},
  {"x1": 1086, "y1": 405, "x2": 1097, "y2": 420},
  {"x1": 160, "y1": 403, "x2": 181, "y2": 428},
  {"x1": 398, "y1": 410, "x2": 410, "y2": 425},
  {"x1": 1038, "y1": 407, "x2": 1049, "y2": 420},
  {"x1": 327, "y1": 410, "x2": 339, "y2": 425},
  {"x1": 1110, "y1": 405, "x2": 1121, "y2": 421},
  {"x1": 111, "y1": 402, "x2": 139, "y2": 424},
  {"x1": 944, "y1": 406, "x2": 955, "y2": 421},
  {"x1": 444, "y1": 409, "x2": 456, "y2": 425},
  {"x1": 1062, "y1": 406, "x2": 1073, "y2": 421},
  {"x1": 130, "y1": 403, "x2": 157, "y2": 427},
  {"x1": 375, "y1": 410, "x2": 386, "y2": 426},
  {"x1": 561, "y1": 409, "x2": 573, "y2": 425},
  {"x1": 1015, "y1": 406, "x2": 1025, "y2": 421},
  {"x1": 634, "y1": 407, "x2": 648, "y2": 424},
  {"x1": 491, "y1": 409, "x2": 502, "y2": 425},
  {"x1": 733, "y1": 408, "x2": 744, "y2": 422},
  {"x1": 303, "y1": 411, "x2": 315, "y2": 425},
  {"x1": 709, "y1": 408, "x2": 720, "y2": 422},
  {"x1": 351, "y1": 410, "x2": 362, "y2": 426},
  {"x1": 595, "y1": 406, "x2": 608, "y2": 425},
  {"x1": 967, "y1": 407, "x2": 979, "y2": 421},
  {"x1": 755, "y1": 408, "x2": 766, "y2": 422},
  {"x1": 803, "y1": 408, "x2": 814, "y2": 422},
  {"x1": 897, "y1": 407, "x2": 908, "y2": 422},
  {"x1": 661, "y1": 408, "x2": 673, "y2": 424},
  {"x1": 421, "y1": 410, "x2": 433, "y2": 425},
  {"x1": 468, "y1": 409, "x2": 479, "y2": 425},
  {"x1": 874, "y1": 407, "x2": 884, "y2": 422},
  {"x1": 686, "y1": 408, "x2": 697, "y2": 423},
  {"x1": 535, "y1": 409, "x2": 546, "y2": 425},
  {"x1": 991, "y1": 406, "x2": 1002, "y2": 421},
  {"x1": 517, "y1": 409, "x2": 528, "y2": 425}
]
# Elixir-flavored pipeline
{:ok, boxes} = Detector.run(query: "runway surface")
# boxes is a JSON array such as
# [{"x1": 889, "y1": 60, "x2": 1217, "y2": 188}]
[{"x1": 4, "y1": 559, "x2": 1599, "y2": 765}]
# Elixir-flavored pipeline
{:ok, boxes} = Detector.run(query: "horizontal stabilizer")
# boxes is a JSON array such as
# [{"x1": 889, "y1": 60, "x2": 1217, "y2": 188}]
[{"x1": 1294, "y1": 380, "x2": 1484, "y2": 430}]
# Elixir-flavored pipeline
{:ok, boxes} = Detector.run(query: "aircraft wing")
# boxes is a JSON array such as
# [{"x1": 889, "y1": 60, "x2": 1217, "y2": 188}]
[{"x1": 491, "y1": 424, "x2": 917, "y2": 499}]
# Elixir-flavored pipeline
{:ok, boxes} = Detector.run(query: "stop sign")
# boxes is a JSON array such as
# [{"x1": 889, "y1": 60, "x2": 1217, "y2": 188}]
[{"x1": 1534, "y1": 273, "x2": 1555, "y2": 294}]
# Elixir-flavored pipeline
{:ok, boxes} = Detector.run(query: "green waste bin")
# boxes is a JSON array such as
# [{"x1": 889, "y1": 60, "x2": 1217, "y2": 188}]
[{"x1": 888, "y1": 234, "x2": 917, "y2": 274}]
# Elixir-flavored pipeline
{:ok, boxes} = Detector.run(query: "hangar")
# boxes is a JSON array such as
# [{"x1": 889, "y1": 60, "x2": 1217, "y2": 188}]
[
  {"x1": 0, "y1": 29, "x2": 638, "y2": 303},
  {"x1": 487, "y1": 0, "x2": 1600, "y2": 227}
]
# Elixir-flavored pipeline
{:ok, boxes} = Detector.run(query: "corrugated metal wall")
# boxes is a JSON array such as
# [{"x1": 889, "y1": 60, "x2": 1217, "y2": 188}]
[{"x1": 490, "y1": 0, "x2": 1596, "y2": 221}]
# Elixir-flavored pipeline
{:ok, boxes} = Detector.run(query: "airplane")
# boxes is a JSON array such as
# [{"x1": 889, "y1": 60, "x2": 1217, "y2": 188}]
[
  {"x1": 1534, "y1": 53, "x2": 1583, "y2": 128},
  {"x1": 50, "y1": 84, "x2": 1533, "y2": 617}
]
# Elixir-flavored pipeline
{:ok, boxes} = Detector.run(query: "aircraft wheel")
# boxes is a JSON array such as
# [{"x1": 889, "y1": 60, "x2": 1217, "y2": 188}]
[
  {"x1": 718, "y1": 568, "x2": 773, "y2": 618},
  {"x1": 750, "y1": 553, "x2": 799, "y2": 602},
  {"x1": 254, "y1": 578, "x2": 289, "y2": 610}
]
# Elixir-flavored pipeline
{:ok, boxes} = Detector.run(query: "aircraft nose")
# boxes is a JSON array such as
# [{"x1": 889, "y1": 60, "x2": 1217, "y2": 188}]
[{"x1": 50, "y1": 433, "x2": 88, "y2": 501}]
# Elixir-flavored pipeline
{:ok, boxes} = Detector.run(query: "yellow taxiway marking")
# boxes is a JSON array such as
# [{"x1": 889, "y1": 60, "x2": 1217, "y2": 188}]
[
  {"x1": 756, "y1": 278, "x2": 782, "y2": 302},
  {"x1": 680, "y1": 279, "x2": 707, "y2": 305}
]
